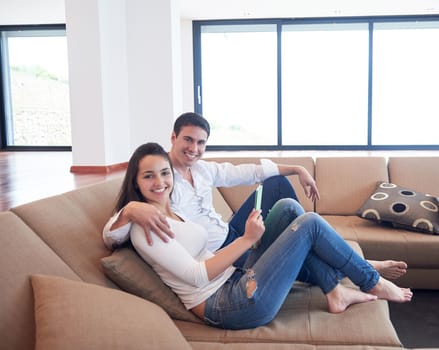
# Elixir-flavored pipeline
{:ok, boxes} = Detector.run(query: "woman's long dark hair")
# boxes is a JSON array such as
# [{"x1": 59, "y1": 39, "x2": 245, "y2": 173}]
[{"x1": 114, "y1": 142, "x2": 172, "y2": 212}]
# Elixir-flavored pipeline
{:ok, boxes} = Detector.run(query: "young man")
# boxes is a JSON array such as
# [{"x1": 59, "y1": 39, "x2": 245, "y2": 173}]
[{"x1": 103, "y1": 112, "x2": 407, "y2": 277}]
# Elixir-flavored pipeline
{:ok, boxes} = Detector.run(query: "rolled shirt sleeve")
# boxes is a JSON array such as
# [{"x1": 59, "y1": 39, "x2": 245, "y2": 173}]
[
  {"x1": 102, "y1": 209, "x2": 132, "y2": 250},
  {"x1": 260, "y1": 158, "x2": 280, "y2": 180},
  {"x1": 202, "y1": 158, "x2": 279, "y2": 188}
]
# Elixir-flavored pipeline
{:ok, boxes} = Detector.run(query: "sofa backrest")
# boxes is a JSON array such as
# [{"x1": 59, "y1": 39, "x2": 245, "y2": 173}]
[
  {"x1": 388, "y1": 157, "x2": 439, "y2": 197},
  {"x1": 10, "y1": 177, "x2": 124, "y2": 288},
  {"x1": 0, "y1": 211, "x2": 82, "y2": 350},
  {"x1": 205, "y1": 156, "x2": 316, "y2": 213},
  {"x1": 315, "y1": 157, "x2": 389, "y2": 215}
]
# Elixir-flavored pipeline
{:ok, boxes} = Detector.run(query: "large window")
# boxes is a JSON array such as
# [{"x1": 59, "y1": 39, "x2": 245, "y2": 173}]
[
  {"x1": 200, "y1": 24, "x2": 277, "y2": 146},
  {"x1": 193, "y1": 16, "x2": 439, "y2": 150},
  {"x1": 0, "y1": 26, "x2": 70, "y2": 149},
  {"x1": 372, "y1": 21, "x2": 439, "y2": 146},
  {"x1": 282, "y1": 23, "x2": 369, "y2": 146}
]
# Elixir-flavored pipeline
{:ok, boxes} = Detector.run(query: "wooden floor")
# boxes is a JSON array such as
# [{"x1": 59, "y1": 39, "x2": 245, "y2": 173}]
[{"x1": 0, "y1": 151, "x2": 126, "y2": 212}]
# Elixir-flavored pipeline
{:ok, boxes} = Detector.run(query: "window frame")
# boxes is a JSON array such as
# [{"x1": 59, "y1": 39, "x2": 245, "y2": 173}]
[
  {"x1": 193, "y1": 15, "x2": 439, "y2": 151},
  {"x1": 0, "y1": 24, "x2": 70, "y2": 151}
]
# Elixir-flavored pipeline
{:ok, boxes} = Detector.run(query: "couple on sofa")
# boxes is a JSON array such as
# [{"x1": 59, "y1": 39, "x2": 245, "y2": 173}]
[{"x1": 103, "y1": 112, "x2": 412, "y2": 329}]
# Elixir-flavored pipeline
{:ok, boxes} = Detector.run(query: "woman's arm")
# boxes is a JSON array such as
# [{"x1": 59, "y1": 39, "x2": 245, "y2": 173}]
[
  {"x1": 131, "y1": 223, "x2": 211, "y2": 287},
  {"x1": 204, "y1": 209, "x2": 264, "y2": 280},
  {"x1": 131, "y1": 210, "x2": 264, "y2": 286}
]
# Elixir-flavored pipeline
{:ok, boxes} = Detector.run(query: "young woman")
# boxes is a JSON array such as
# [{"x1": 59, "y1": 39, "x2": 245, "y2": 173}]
[{"x1": 110, "y1": 142, "x2": 412, "y2": 330}]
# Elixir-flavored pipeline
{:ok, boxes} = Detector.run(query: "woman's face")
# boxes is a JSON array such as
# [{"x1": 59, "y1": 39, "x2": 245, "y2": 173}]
[{"x1": 136, "y1": 154, "x2": 173, "y2": 207}]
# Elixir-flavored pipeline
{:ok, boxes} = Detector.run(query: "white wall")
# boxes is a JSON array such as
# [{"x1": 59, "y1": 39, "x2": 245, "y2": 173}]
[
  {"x1": 180, "y1": 0, "x2": 439, "y2": 19},
  {"x1": 64, "y1": 0, "x2": 182, "y2": 167},
  {"x1": 181, "y1": 19, "x2": 195, "y2": 112},
  {"x1": 1, "y1": 0, "x2": 191, "y2": 167},
  {"x1": 0, "y1": 0, "x2": 65, "y2": 24}
]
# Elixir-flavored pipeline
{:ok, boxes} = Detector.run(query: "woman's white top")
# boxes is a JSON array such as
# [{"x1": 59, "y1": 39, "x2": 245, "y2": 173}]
[{"x1": 130, "y1": 217, "x2": 236, "y2": 310}]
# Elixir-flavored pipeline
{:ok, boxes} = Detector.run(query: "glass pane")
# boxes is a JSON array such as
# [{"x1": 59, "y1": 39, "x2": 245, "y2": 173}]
[
  {"x1": 200, "y1": 24, "x2": 277, "y2": 146},
  {"x1": 282, "y1": 23, "x2": 369, "y2": 145},
  {"x1": 372, "y1": 22, "x2": 439, "y2": 145},
  {"x1": 4, "y1": 31, "x2": 71, "y2": 146}
]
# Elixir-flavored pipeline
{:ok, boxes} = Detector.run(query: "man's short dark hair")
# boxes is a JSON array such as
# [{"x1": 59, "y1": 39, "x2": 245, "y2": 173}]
[{"x1": 173, "y1": 112, "x2": 210, "y2": 138}]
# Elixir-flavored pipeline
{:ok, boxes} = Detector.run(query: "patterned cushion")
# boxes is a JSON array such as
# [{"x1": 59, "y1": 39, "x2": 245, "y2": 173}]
[{"x1": 357, "y1": 181, "x2": 439, "y2": 234}]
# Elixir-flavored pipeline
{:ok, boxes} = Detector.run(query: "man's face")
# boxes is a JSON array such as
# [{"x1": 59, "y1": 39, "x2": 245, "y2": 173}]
[{"x1": 170, "y1": 125, "x2": 208, "y2": 167}]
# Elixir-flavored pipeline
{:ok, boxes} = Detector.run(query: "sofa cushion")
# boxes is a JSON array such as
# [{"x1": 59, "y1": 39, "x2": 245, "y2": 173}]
[
  {"x1": 175, "y1": 283, "x2": 401, "y2": 346},
  {"x1": 0, "y1": 211, "x2": 82, "y2": 350},
  {"x1": 31, "y1": 274, "x2": 191, "y2": 350},
  {"x1": 205, "y1": 157, "x2": 316, "y2": 213},
  {"x1": 357, "y1": 181, "x2": 439, "y2": 234},
  {"x1": 176, "y1": 240, "x2": 400, "y2": 346},
  {"x1": 315, "y1": 157, "x2": 388, "y2": 215},
  {"x1": 101, "y1": 245, "x2": 202, "y2": 323},
  {"x1": 388, "y1": 157, "x2": 439, "y2": 197},
  {"x1": 334, "y1": 215, "x2": 439, "y2": 289},
  {"x1": 11, "y1": 178, "x2": 123, "y2": 287},
  {"x1": 176, "y1": 237, "x2": 400, "y2": 347}
]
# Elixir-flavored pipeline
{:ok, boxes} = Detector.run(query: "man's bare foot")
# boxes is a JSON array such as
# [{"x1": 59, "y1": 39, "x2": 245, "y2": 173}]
[
  {"x1": 326, "y1": 284, "x2": 378, "y2": 314},
  {"x1": 369, "y1": 277, "x2": 413, "y2": 303},
  {"x1": 368, "y1": 260, "x2": 407, "y2": 280}
]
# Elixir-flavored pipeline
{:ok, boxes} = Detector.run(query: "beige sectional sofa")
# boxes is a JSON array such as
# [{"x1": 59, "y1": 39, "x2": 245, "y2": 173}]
[
  {"x1": 210, "y1": 156, "x2": 439, "y2": 290},
  {"x1": 1, "y1": 155, "x2": 438, "y2": 350}
]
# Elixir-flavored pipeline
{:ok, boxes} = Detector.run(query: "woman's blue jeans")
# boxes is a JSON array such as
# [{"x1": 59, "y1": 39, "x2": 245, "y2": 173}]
[{"x1": 204, "y1": 198, "x2": 379, "y2": 330}]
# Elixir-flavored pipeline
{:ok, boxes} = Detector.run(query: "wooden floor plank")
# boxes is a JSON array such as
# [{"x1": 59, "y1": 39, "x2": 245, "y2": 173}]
[{"x1": 0, "y1": 151, "x2": 125, "y2": 211}]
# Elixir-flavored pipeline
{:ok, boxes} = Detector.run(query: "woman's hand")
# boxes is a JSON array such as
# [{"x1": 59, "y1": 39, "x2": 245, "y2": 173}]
[
  {"x1": 205, "y1": 209, "x2": 265, "y2": 281},
  {"x1": 243, "y1": 209, "x2": 265, "y2": 245}
]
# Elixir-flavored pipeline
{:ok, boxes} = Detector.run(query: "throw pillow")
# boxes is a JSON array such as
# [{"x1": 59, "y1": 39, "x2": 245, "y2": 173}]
[
  {"x1": 30, "y1": 274, "x2": 191, "y2": 350},
  {"x1": 357, "y1": 181, "x2": 439, "y2": 234},
  {"x1": 101, "y1": 245, "x2": 202, "y2": 323}
]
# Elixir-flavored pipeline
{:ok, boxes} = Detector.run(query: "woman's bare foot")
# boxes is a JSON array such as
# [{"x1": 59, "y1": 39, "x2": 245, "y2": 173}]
[
  {"x1": 326, "y1": 284, "x2": 378, "y2": 314},
  {"x1": 368, "y1": 260, "x2": 407, "y2": 280},
  {"x1": 369, "y1": 277, "x2": 413, "y2": 303}
]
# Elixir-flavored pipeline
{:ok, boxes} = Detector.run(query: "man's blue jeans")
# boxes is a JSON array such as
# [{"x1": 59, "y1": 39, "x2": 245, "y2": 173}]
[
  {"x1": 226, "y1": 175, "x2": 299, "y2": 240},
  {"x1": 221, "y1": 175, "x2": 298, "y2": 267},
  {"x1": 204, "y1": 199, "x2": 379, "y2": 330}
]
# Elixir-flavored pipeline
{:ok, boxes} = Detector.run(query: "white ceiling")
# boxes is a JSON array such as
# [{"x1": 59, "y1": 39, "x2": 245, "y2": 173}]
[{"x1": 179, "y1": 0, "x2": 439, "y2": 20}]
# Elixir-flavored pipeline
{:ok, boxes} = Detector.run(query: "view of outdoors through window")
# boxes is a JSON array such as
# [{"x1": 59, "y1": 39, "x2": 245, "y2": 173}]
[
  {"x1": 2, "y1": 19, "x2": 438, "y2": 149},
  {"x1": 197, "y1": 19, "x2": 439, "y2": 148},
  {"x1": 281, "y1": 23, "x2": 369, "y2": 146},
  {"x1": 4, "y1": 32, "x2": 71, "y2": 146},
  {"x1": 372, "y1": 22, "x2": 439, "y2": 145},
  {"x1": 201, "y1": 25, "x2": 278, "y2": 146}
]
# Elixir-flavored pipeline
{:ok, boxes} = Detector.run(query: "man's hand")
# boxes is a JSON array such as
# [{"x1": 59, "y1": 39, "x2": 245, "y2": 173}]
[
  {"x1": 277, "y1": 164, "x2": 320, "y2": 202},
  {"x1": 297, "y1": 167, "x2": 320, "y2": 202},
  {"x1": 123, "y1": 201, "x2": 175, "y2": 245}
]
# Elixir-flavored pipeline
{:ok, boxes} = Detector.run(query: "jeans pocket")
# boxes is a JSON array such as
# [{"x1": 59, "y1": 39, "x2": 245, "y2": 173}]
[{"x1": 203, "y1": 315, "x2": 223, "y2": 328}]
